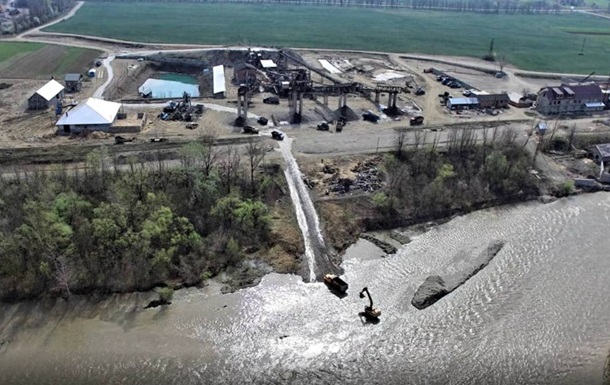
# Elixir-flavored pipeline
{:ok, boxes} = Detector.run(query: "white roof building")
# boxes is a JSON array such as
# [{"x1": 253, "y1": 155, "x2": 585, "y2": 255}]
[
  {"x1": 56, "y1": 98, "x2": 121, "y2": 127},
  {"x1": 35, "y1": 79, "x2": 64, "y2": 101},
  {"x1": 213, "y1": 65, "x2": 226, "y2": 95}
]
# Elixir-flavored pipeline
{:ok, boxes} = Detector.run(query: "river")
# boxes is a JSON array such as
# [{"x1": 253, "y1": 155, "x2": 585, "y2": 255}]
[{"x1": 1, "y1": 193, "x2": 610, "y2": 385}]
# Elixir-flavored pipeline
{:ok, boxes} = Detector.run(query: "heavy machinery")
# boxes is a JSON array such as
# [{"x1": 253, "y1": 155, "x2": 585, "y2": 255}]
[
  {"x1": 362, "y1": 111, "x2": 380, "y2": 123},
  {"x1": 359, "y1": 287, "x2": 381, "y2": 320},
  {"x1": 317, "y1": 122, "x2": 330, "y2": 131},
  {"x1": 242, "y1": 126, "x2": 259, "y2": 134},
  {"x1": 114, "y1": 136, "x2": 135, "y2": 145},
  {"x1": 335, "y1": 116, "x2": 347, "y2": 132},
  {"x1": 324, "y1": 274, "x2": 348, "y2": 294},
  {"x1": 271, "y1": 130, "x2": 284, "y2": 140},
  {"x1": 410, "y1": 116, "x2": 424, "y2": 126}
]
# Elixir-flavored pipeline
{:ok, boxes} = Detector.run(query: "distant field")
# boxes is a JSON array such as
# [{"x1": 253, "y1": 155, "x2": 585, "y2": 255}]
[
  {"x1": 0, "y1": 43, "x2": 102, "y2": 79},
  {"x1": 44, "y1": 2, "x2": 610, "y2": 73}
]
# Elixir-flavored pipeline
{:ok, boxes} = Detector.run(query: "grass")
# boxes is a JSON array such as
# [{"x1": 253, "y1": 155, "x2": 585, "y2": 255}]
[
  {"x1": 0, "y1": 43, "x2": 101, "y2": 79},
  {"x1": 52, "y1": 46, "x2": 102, "y2": 76},
  {"x1": 44, "y1": 2, "x2": 610, "y2": 73},
  {"x1": 0, "y1": 41, "x2": 44, "y2": 63}
]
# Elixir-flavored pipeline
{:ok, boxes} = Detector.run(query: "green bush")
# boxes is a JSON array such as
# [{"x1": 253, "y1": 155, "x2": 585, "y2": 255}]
[{"x1": 156, "y1": 287, "x2": 174, "y2": 304}]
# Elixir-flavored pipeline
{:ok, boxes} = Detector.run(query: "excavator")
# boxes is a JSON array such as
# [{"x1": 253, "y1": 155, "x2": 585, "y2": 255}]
[{"x1": 359, "y1": 287, "x2": 381, "y2": 320}]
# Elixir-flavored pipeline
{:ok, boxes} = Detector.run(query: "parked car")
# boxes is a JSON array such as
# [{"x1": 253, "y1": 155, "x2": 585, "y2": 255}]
[
  {"x1": 415, "y1": 88, "x2": 425, "y2": 96},
  {"x1": 271, "y1": 130, "x2": 284, "y2": 140},
  {"x1": 450, "y1": 82, "x2": 462, "y2": 89}
]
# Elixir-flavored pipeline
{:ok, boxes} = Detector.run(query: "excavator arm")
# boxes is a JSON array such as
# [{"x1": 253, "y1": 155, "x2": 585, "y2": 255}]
[{"x1": 359, "y1": 287, "x2": 374, "y2": 309}]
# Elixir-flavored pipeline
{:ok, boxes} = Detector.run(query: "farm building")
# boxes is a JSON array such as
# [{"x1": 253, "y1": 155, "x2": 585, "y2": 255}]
[
  {"x1": 447, "y1": 97, "x2": 479, "y2": 110},
  {"x1": 28, "y1": 79, "x2": 64, "y2": 110},
  {"x1": 213, "y1": 65, "x2": 226, "y2": 99},
  {"x1": 64, "y1": 73, "x2": 83, "y2": 92},
  {"x1": 56, "y1": 98, "x2": 121, "y2": 135},
  {"x1": 509, "y1": 92, "x2": 534, "y2": 108},
  {"x1": 472, "y1": 91, "x2": 510, "y2": 109},
  {"x1": 536, "y1": 83, "x2": 605, "y2": 115},
  {"x1": 233, "y1": 62, "x2": 258, "y2": 84},
  {"x1": 588, "y1": 143, "x2": 610, "y2": 164}
]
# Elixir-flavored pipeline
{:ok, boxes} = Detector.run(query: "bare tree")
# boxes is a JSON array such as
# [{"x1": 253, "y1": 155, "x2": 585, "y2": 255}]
[
  {"x1": 246, "y1": 138, "x2": 265, "y2": 194},
  {"x1": 567, "y1": 124, "x2": 577, "y2": 152},
  {"x1": 498, "y1": 54, "x2": 508, "y2": 73},
  {"x1": 394, "y1": 128, "x2": 407, "y2": 158},
  {"x1": 201, "y1": 134, "x2": 220, "y2": 177},
  {"x1": 523, "y1": 119, "x2": 537, "y2": 149},
  {"x1": 53, "y1": 255, "x2": 72, "y2": 298},
  {"x1": 220, "y1": 145, "x2": 241, "y2": 194}
]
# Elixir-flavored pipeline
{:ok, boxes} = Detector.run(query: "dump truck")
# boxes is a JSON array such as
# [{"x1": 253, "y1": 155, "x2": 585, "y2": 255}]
[
  {"x1": 324, "y1": 274, "x2": 348, "y2": 294},
  {"x1": 410, "y1": 116, "x2": 424, "y2": 126}
]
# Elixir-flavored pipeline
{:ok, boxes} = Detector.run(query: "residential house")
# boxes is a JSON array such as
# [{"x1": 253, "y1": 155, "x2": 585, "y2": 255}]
[
  {"x1": 588, "y1": 143, "x2": 610, "y2": 164},
  {"x1": 64, "y1": 73, "x2": 83, "y2": 92},
  {"x1": 535, "y1": 83, "x2": 605, "y2": 115},
  {"x1": 28, "y1": 79, "x2": 64, "y2": 110},
  {"x1": 56, "y1": 97, "x2": 121, "y2": 135}
]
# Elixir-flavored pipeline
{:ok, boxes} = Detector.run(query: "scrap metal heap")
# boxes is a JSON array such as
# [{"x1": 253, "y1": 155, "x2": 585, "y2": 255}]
[{"x1": 158, "y1": 92, "x2": 204, "y2": 122}]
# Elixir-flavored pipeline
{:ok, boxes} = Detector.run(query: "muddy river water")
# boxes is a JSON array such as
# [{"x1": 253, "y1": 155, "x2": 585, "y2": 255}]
[{"x1": 2, "y1": 193, "x2": 610, "y2": 384}]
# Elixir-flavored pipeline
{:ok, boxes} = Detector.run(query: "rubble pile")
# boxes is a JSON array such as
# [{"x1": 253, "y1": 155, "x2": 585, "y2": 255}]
[{"x1": 324, "y1": 156, "x2": 384, "y2": 195}]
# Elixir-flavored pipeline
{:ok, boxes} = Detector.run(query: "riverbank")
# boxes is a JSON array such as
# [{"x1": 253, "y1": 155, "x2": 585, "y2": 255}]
[{"x1": 3, "y1": 193, "x2": 610, "y2": 385}]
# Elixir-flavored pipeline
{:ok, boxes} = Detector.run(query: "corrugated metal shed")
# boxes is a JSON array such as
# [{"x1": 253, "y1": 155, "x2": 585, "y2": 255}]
[
  {"x1": 213, "y1": 65, "x2": 226, "y2": 94},
  {"x1": 448, "y1": 97, "x2": 479, "y2": 105},
  {"x1": 36, "y1": 79, "x2": 64, "y2": 101}
]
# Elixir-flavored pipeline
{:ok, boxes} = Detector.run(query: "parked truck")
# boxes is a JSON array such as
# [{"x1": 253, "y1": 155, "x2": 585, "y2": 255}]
[
  {"x1": 410, "y1": 116, "x2": 424, "y2": 126},
  {"x1": 324, "y1": 274, "x2": 348, "y2": 294}
]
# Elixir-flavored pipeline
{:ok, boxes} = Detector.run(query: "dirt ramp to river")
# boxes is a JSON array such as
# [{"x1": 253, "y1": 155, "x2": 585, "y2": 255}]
[{"x1": 412, "y1": 240, "x2": 505, "y2": 310}]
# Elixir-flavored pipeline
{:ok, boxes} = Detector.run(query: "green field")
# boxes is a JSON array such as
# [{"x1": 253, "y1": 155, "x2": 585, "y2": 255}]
[
  {"x1": 0, "y1": 42, "x2": 102, "y2": 79},
  {"x1": 44, "y1": 2, "x2": 610, "y2": 73},
  {"x1": 0, "y1": 42, "x2": 45, "y2": 63}
]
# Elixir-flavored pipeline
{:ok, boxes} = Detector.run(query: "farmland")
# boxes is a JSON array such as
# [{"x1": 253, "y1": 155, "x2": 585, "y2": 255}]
[
  {"x1": 43, "y1": 2, "x2": 610, "y2": 73},
  {"x1": 0, "y1": 43, "x2": 102, "y2": 79}
]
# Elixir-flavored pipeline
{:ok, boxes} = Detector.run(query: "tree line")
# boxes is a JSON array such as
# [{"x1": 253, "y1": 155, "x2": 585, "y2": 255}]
[
  {"x1": 0, "y1": 138, "x2": 288, "y2": 302},
  {"x1": 2, "y1": 0, "x2": 74, "y2": 35},
  {"x1": 370, "y1": 127, "x2": 539, "y2": 226},
  {"x1": 85, "y1": 0, "x2": 574, "y2": 14}
]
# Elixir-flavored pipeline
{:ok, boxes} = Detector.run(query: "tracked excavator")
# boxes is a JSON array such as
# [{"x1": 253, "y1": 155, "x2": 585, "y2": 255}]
[{"x1": 359, "y1": 287, "x2": 381, "y2": 320}]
